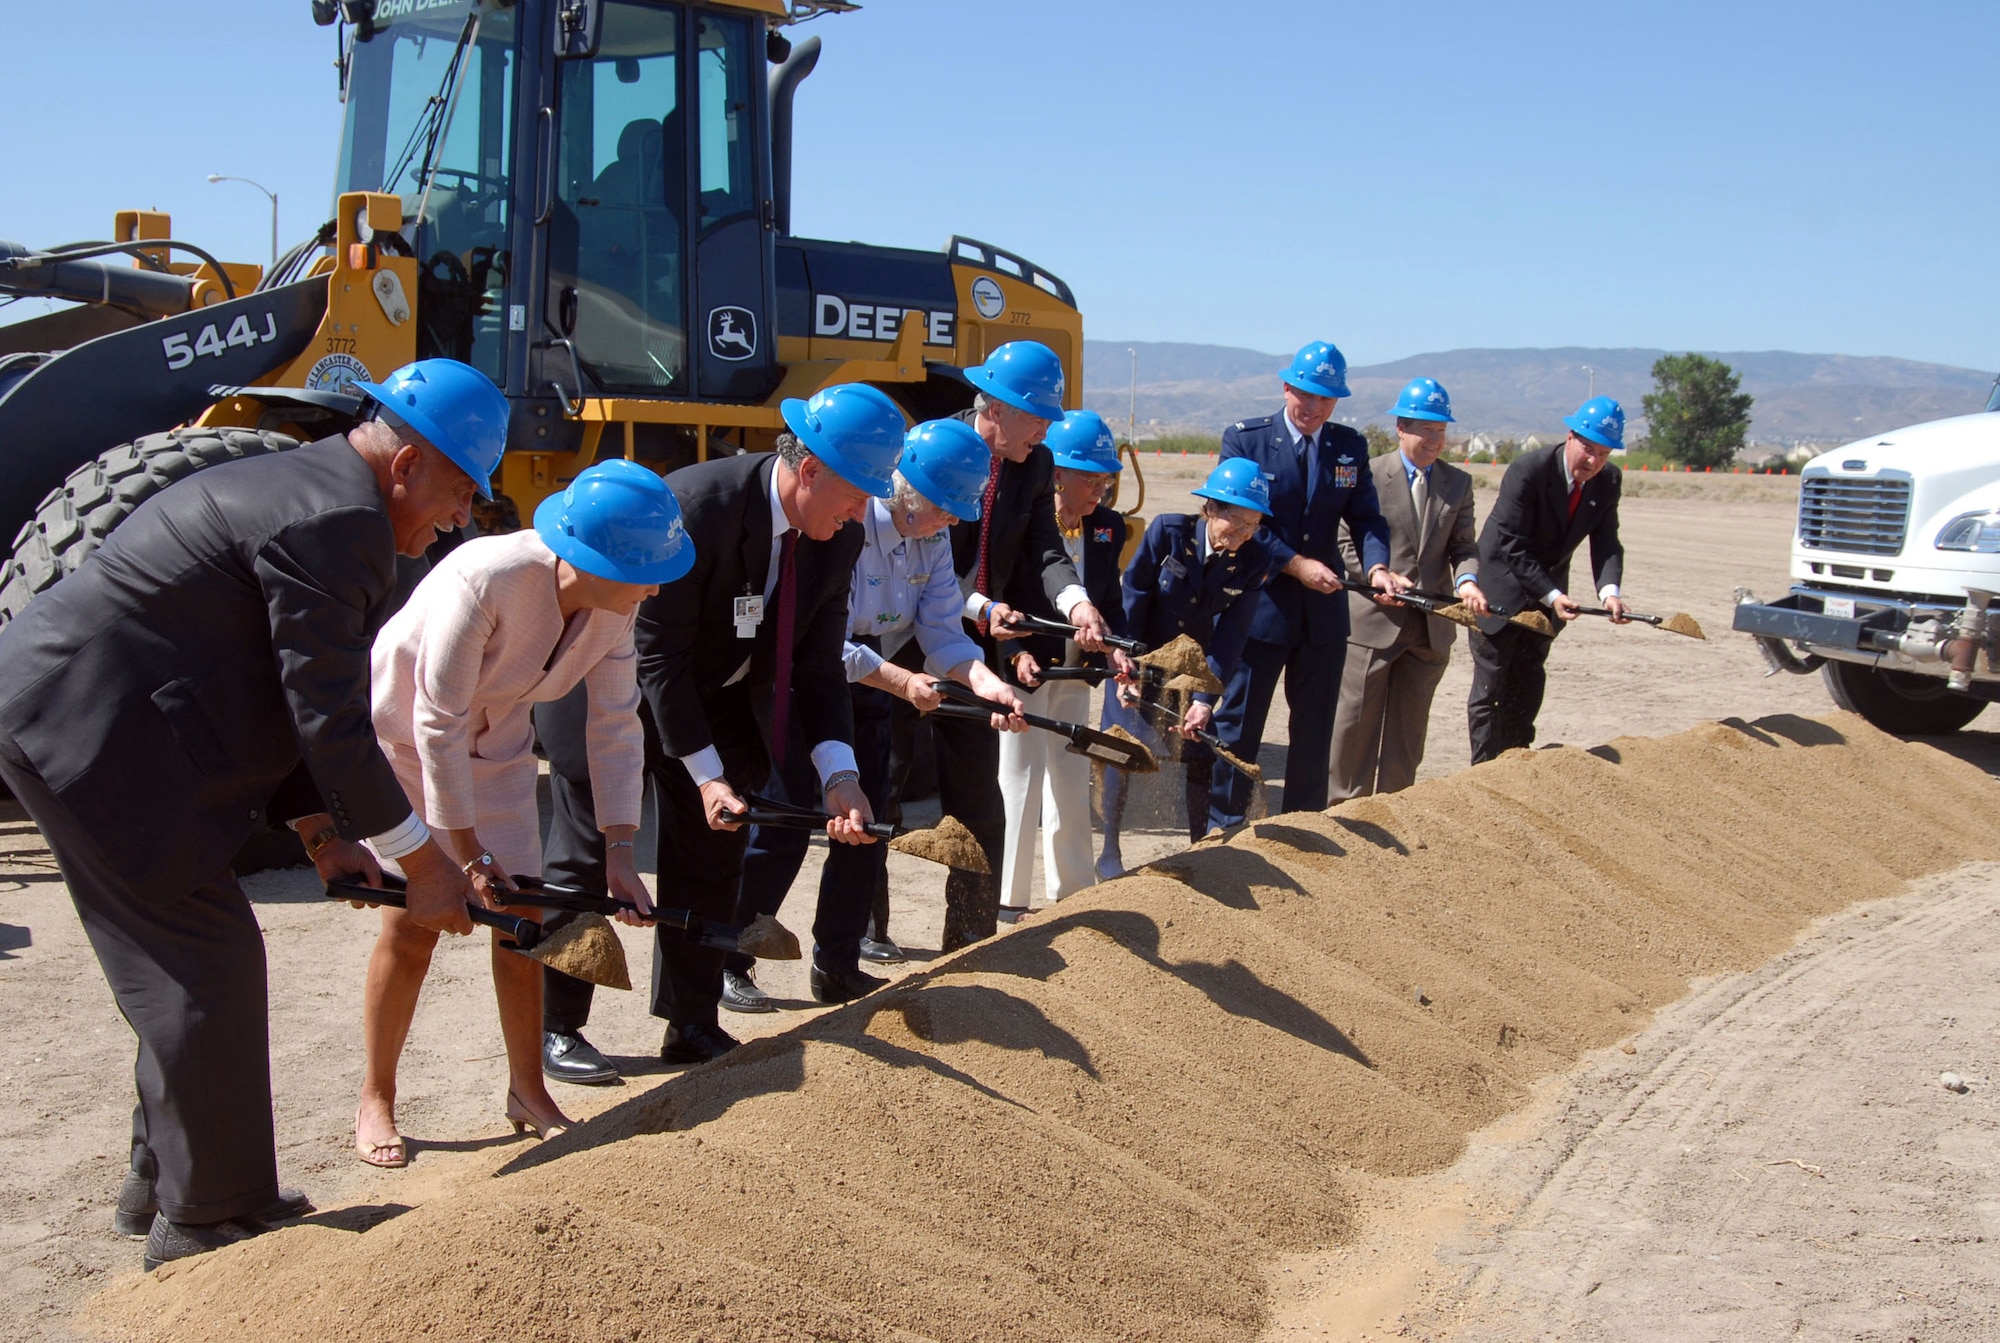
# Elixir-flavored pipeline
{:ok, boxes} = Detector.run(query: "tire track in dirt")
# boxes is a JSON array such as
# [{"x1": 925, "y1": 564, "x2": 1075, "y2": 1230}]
[{"x1": 1424, "y1": 864, "x2": 2000, "y2": 1343}]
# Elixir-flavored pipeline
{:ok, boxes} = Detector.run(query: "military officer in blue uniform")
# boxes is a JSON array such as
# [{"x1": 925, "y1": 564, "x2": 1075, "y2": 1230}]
[
  {"x1": 1210, "y1": 341, "x2": 1408, "y2": 828},
  {"x1": 1103, "y1": 458, "x2": 1277, "y2": 862}
]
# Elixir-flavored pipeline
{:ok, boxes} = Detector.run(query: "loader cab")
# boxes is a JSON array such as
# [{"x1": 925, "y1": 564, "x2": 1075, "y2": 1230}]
[{"x1": 332, "y1": 0, "x2": 778, "y2": 411}]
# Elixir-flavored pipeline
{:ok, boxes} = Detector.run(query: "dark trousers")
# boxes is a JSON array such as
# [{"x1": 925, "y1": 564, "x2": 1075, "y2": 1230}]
[
  {"x1": 1210, "y1": 634, "x2": 1345, "y2": 829},
  {"x1": 0, "y1": 733, "x2": 277, "y2": 1225},
  {"x1": 733, "y1": 678, "x2": 898, "y2": 976},
  {"x1": 1467, "y1": 623, "x2": 1555, "y2": 764},
  {"x1": 537, "y1": 684, "x2": 762, "y2": 1032},
  {"x1": 881, "y1": 643, "x2": 1003, "y2": 950}
]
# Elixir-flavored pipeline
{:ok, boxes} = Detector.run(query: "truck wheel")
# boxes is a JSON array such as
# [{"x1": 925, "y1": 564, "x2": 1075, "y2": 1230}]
[
  {"x1": 1820, "y1": 659, "x2": 1987, "y2": 735},
  {"x1": 0, "y1": 427, "x2": 300, "y2": 625}
]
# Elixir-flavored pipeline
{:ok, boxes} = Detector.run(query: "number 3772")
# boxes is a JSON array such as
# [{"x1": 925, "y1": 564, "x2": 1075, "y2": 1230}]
[{"x1": 162, "y1": 313, "x2": 279, "y2": 370}]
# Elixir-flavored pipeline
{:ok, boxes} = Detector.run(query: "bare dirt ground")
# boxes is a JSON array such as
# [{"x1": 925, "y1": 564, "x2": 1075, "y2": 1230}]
[{"x1": 1, "y1": 457, "x2": 1994, "y2": 1339}]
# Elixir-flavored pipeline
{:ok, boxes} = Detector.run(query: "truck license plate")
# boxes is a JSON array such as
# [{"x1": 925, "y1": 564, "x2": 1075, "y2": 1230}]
[{"x1": 1823, "y1": 596, "x2": 1857, "y2": 619}]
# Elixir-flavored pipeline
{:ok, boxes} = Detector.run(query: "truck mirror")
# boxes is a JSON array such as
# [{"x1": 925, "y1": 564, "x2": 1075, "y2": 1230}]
[{"x1": 555, "y1": 0, "x2": 602, "y2": 60}]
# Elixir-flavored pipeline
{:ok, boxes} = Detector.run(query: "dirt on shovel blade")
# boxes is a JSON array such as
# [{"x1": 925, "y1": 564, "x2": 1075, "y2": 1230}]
[
  {"x1": 1662, "y1": 611, "x2": 1707, "y2": 639},
  {"x1": 890, "y1": 815, "x2": 991, "y2": 873},
  {"x1": 1429, "y1": 601, "x2": 1486, "y2": 632},
  {"x1": 737, "y1": 913, "x2": 801, "y2": 960},
  {"x1": 1137, "y1": 633, "x2": 1215, "y2": 685},
  {"x1": 1099, "y1": 723, "x2": 1161, "y2": 774},
  {"x1": 530, "y1": 912, "x2": 631, "y2": 991},
  {"x1": 1164, "y1": 671, "x2": 1223, "y2": 697}
]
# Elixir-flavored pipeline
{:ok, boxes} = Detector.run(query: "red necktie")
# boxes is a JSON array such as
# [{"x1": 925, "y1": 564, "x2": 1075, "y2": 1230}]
[
  {"x1": 1567, "y1": 481, "x2": 1582, "y2": 521},
  {"x1": 973, "y1": 455, "x2": 1003, "y2": 635},
  {"x1": 769, "y1": 528, "x2": 799, "y2": 766}
]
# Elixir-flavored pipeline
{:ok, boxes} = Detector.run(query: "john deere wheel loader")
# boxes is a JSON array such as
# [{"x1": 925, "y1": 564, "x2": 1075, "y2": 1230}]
[{"x1": 0, "y1": 0, "x2": 1133, "y2": 617}]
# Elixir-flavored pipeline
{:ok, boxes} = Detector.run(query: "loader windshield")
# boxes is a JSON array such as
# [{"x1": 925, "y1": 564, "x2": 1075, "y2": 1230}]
[{"x1": 335, "y1": 1, "x2": 517, "y2": 383}]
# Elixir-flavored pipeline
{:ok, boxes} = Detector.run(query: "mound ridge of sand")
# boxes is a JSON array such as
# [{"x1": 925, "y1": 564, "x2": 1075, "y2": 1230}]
[{"x1": 95, "y1": 714, "x2": 2000, "y2": 1342}]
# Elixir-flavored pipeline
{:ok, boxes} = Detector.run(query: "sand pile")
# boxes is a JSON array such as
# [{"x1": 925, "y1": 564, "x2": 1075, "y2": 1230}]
[{"x1": 97, "y1": 713, "x2": 2000, "y2": 1343}]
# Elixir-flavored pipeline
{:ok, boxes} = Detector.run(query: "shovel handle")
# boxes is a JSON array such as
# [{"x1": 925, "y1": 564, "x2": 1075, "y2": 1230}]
[
  {"x1": 324, "y1": 877, "x2": 543, "y2": 948},
  {"x1": 997, "y1": 610, "x2": 1148, "y2": 653},
  {"x1": 1576, "y1": 606, "x2": 1665, "y2": 627}
]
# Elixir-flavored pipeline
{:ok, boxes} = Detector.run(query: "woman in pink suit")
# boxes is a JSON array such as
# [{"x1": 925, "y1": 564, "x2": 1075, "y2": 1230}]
[{"x1": 353, "y1": 461, "x2": 695, "y2": 1166}]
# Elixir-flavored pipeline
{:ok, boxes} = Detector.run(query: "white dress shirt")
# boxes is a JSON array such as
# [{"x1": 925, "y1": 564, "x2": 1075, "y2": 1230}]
[
  {"x1": 845, "y1": 498, "x2": 983, "y2": 682},
  {"x1": 1548, "y1": 451, "x2": 1620, "y2": 608}
]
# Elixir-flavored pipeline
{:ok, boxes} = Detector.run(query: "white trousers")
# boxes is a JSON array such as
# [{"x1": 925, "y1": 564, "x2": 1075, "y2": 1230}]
[{"x1": 998, "y1": 678, "x2": 1096, "y2": 909}]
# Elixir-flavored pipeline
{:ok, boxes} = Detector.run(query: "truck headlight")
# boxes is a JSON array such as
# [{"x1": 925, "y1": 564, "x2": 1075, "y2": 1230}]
[{"x1": 1935, "y1": 509, "x2": 2000, "y2": 553}]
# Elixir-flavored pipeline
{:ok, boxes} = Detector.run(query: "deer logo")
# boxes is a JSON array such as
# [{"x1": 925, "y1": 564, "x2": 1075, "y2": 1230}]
[{"x1": 707, "y1": 306, "x2": 757, "y2": 362}]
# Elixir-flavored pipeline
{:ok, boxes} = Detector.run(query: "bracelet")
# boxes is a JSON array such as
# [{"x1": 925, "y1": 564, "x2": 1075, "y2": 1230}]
[
  {"x1": 823, "y1": 770, "x2": 860, "y2": 793},
  {"x1": 462, "y1": 850, "x2": 497, "y2": 876},
  {"x1": 607, "y1": 839, "x2": 635, "y2": 851},
  {"x1": 303, "y1": 825, "x2": 340, "y2": 860}
]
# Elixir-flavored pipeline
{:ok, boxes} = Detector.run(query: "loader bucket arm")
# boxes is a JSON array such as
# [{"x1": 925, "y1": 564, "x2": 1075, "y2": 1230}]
[{"x1": 0, "y1": 277, "x2": 326, "y2": 542}]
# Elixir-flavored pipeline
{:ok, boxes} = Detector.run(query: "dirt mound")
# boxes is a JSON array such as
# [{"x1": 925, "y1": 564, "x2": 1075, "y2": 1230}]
[{"x1": 93, "y1": 714, "x2": 2000, "y2": 1343}]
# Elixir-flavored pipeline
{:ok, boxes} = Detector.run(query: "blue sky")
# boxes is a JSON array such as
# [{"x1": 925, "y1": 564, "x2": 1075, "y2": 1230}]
[{"x1": 4, "y1": 0, "x2": 1995, "y2": 370}]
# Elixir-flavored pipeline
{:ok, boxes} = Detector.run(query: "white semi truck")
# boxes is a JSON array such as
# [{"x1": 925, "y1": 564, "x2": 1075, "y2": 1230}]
[{"x1": 1733, "y1": 377, "x2": 2000, "y2": 734}]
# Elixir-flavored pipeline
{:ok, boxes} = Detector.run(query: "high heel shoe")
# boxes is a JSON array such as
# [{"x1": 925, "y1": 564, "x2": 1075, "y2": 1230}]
[{"x1": 505, "y1": 1089, "x2": 570, "y2": 1140}]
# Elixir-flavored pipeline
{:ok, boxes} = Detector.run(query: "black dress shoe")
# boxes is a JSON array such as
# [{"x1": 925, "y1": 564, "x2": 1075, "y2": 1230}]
[
  {"x1": 660, "y1": 1021, "x2": 740, "y2": 1064},
  {"x1": 720, "y1": 969, "x2": 774, "y2": 1014},
  {"x1": 858, "y1": 936, "x2": 905, "y2": 964},
  {"x1": 142, "y1": 1212, "x2": 269, "y2": 1270},
  {"x1": 810, "y1": 963, "x2": 886, "y2": 1005},
  {"x1": 542, "y1": 1030, "x2": 620, "y2": 1086},
  {"x1": 115, "y1": 1172, "x2": 311, "y2": 1239}
]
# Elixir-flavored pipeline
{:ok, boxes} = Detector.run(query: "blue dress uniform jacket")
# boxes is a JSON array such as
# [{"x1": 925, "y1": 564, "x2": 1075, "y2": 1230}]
[
  {"x1": 1220, "y1": 414, "x2": 1391, "y2": 647},
  {"x1": 1008, "y1": 504, "x2": 1128, "y2": 674},
  {"x1": 1122, "y1": 514, "x2": 1275, "y2": 705}
]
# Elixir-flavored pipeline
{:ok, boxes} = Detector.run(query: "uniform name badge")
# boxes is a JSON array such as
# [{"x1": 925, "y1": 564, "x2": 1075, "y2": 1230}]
[
  {"x1": 1163, "y1": 556, "x2": 1188, "y2": 579},
  {"x1": 734, "y1": 594, "x2": 765, "y2": 639}
]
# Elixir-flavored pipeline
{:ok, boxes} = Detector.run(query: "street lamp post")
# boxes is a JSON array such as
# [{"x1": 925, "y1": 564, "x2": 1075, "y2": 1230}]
[
  {"x1": 1126, "y1": 347, "x2": 1138, "y2": 444},
  {"x1": 206, "y1": 174, "x2": 278, "y2": 270},
  {"x1": 1582, "y1": 364, "x2": 1595, "y2": 399}
]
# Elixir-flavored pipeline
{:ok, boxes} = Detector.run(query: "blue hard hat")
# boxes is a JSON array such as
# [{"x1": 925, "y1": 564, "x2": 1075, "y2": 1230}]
[
  {"x1": 1281, "y1": 340, "x2": 1350, "y2": 399},
  {"x1": 1044, "y1": 410, "x2": 1124, "y2": 474},
  {"x1": 963, "y1": 340, "x2": 1066, "y2": 421},
  {"x1": 898, "y1": 418, "x2": 992, "y2": 521},
  {"x1": 779, "y1": 382, "x2": 906, "y2": 499},
  {"x1": 533, "y1": 459, "x2": 695, "y2": 586},
  {"x1": 354, "y1": 358, "x2": 510, "y2": 500},
  {"x1": 1192, "y1": 457, "x2": 1271, "y2": 514},
  {"x1": 1564, "y1": 396, "x2": 1626, "y2": 451},
  {"x1": 1391, "y1": 377, "x2": 1455, "y2": 424}
]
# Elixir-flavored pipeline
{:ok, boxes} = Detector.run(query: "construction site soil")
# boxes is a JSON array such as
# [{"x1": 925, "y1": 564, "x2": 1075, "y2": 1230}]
[{"x1": 6, "y1": 466, "x2": 2000, "y2": 1341}]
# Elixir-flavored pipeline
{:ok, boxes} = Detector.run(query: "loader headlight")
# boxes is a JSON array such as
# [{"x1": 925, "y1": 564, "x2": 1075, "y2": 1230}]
[{"x1": 1935, "y1": 509, "x2": 2000, "y2": 553}]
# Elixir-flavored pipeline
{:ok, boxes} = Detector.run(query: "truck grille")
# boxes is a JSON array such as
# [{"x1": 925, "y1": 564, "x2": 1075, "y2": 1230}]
[{"x1": 1797, "y1": 475, "x2": 1911, "y2": 556}]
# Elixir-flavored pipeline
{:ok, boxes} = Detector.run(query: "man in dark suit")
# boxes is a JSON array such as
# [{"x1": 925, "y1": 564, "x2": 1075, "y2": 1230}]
[
  {"x1": 0, "y1": 358, "x2": 502, "y2": 1267},
  {"x1": 1467, "y1": 396, "x2": 1631, "y2": 764},
  {"x1": 920, "y1": 341, "x2": 1116, "y2": 949},
  {"x1": 1330, "y1": 379, "x2": 1488, "y2": 798},
  {"x1": 539, "y1": 382, "x2": 902, "y2": 1067},
  {"x1": 1211, "y1": 340, "x2": 1407, "y2": 829}
]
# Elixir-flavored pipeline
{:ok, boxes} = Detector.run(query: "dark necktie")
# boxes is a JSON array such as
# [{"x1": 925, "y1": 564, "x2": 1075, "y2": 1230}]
[
  {"x1": 1299, "y1": 432, "x2": 1315, "y2": 503},
  {"x1": 769, "y1": 528, "x2": 799, "y2": 765},
  {"x1": 974, "y1": 455, "x2": 1004, "y2": 635},
  {"x1": 1566, "y1": 481, "x2": 1582, "y2": 522}
]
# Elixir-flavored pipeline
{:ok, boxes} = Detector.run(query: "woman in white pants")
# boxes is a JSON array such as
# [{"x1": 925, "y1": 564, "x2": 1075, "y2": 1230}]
[{"x1": 997, "y1": 411, "x2": 1132, "y2": 919}]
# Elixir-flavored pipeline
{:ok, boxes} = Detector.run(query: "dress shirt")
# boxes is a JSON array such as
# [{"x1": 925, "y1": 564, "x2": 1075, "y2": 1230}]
[
  {"x1": 1547, "y1": 450, "x2": 1621, "y2": 607},
  {"x1": 961, "y1": 452, "x2": 1090, "y2": 624},
  {"x1": 1400, "y1": 449, "x2": 1478, "y2": 592},
  {"x1": 844, "y1": 498, "x2": 983, "y2": 682},
  {"x1": 684, "y1": 464, "x2": 857, "y2": 790}
]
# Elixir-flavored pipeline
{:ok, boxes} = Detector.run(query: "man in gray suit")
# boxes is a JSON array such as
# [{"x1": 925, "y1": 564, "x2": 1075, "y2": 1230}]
[
  {"x1": 0, "y1": 359, "x2": 504, "y2": 1268},
  {"x1": 1330, "y1": 379, "x2": 1488, "y2": 799}
]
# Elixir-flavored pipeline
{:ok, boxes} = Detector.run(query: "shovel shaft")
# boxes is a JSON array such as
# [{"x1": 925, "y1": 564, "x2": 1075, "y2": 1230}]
[
  {"x1": 724, "y1": 808, "x2": 898, "y2": 840},
  {"x1": 324, "y1": 878, "x2": 542, "y2": 948},
  {"x1": 1577, "y1": 606, "x2": 1665, "y2": 626},
  {"x1": 999, "y1": 610, "x2": 1148, "y2": 653}
]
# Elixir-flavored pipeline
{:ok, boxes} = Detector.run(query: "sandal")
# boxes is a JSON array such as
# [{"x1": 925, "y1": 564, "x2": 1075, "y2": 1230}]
[
  {"x1": 353, "y1": 1104, "x2": 409, "y2": 1168},
  {"x1": 506, "y1": 1089, "x2": 570, "y2": 1140}
]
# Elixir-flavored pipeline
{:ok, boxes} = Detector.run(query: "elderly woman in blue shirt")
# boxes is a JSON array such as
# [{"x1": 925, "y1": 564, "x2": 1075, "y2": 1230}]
[{"x1": 724, "y1": 419, "x2": 1027, "y2": 1009}]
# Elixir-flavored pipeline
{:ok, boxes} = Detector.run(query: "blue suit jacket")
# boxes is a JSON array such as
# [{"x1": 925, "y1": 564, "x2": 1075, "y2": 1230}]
[
  {"x1": 1220, "y1": 412, "x2": 1390, "y2": 647},
  {"x1": 1122, "y1": 513, "x2": 1275, "y2": 705}
]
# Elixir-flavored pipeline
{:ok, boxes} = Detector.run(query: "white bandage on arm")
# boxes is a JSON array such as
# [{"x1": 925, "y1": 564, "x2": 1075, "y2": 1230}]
[{"x1": 369, "y1": 812, "x2": 432, "y2": 861}]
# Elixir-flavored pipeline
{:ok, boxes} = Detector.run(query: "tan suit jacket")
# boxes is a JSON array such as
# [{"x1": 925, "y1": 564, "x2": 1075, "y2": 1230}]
[{"x1": 1339, "y1": 452, "x2": 1479, "y2": 652}]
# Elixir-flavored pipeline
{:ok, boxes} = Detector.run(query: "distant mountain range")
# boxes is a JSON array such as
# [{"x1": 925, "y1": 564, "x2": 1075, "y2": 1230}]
[{"x1": 1079, "y1": 342, "x2": 1998, "y2": 445}]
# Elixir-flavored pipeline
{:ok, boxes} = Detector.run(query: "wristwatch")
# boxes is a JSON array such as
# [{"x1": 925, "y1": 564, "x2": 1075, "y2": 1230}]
[{"x1": 303, "y1": 825, "x2": 340, "y2": 860}]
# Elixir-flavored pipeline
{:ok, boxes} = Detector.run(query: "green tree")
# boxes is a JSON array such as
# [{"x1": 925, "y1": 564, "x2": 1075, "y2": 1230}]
[
  {"x1": 1642, "y1": 353, "x2": 1754, "y2": 469},
  {"x1": 1362, "y1": 423, "x2": 1398, "y2": 458}
]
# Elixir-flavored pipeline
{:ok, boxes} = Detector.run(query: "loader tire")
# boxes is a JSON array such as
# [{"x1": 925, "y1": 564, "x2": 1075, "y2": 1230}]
[
  {"x1": 1820, "y1": 659, "x2": 1987, "y2": 735},
  {"x1": 0, "y1": 427, "x2": 300, "y2": 625}
]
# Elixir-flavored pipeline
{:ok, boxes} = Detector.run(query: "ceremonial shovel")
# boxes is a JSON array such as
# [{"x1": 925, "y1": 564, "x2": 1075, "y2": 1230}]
[
  {"x1": 720, "y1": 793, "x2": 991, "y2": 873},
  {"x1": 1344, "y1": 572, "x2": 1556, "y2": 637},
  {"x1": 1574, "y1": 606, "x2": 1707, "y2": 639},
  {"x1": 928, "y1": 681, "x2": 1159, "y2": 772},
  {"x1": 995, "y1": 610, "x2": 1149, "y2": 653}
]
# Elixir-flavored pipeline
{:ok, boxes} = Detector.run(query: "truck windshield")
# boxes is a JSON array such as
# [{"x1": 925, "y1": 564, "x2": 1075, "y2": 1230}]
[{"x1": 335, "y1": 1, "x2": 516, "y2": 385}]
